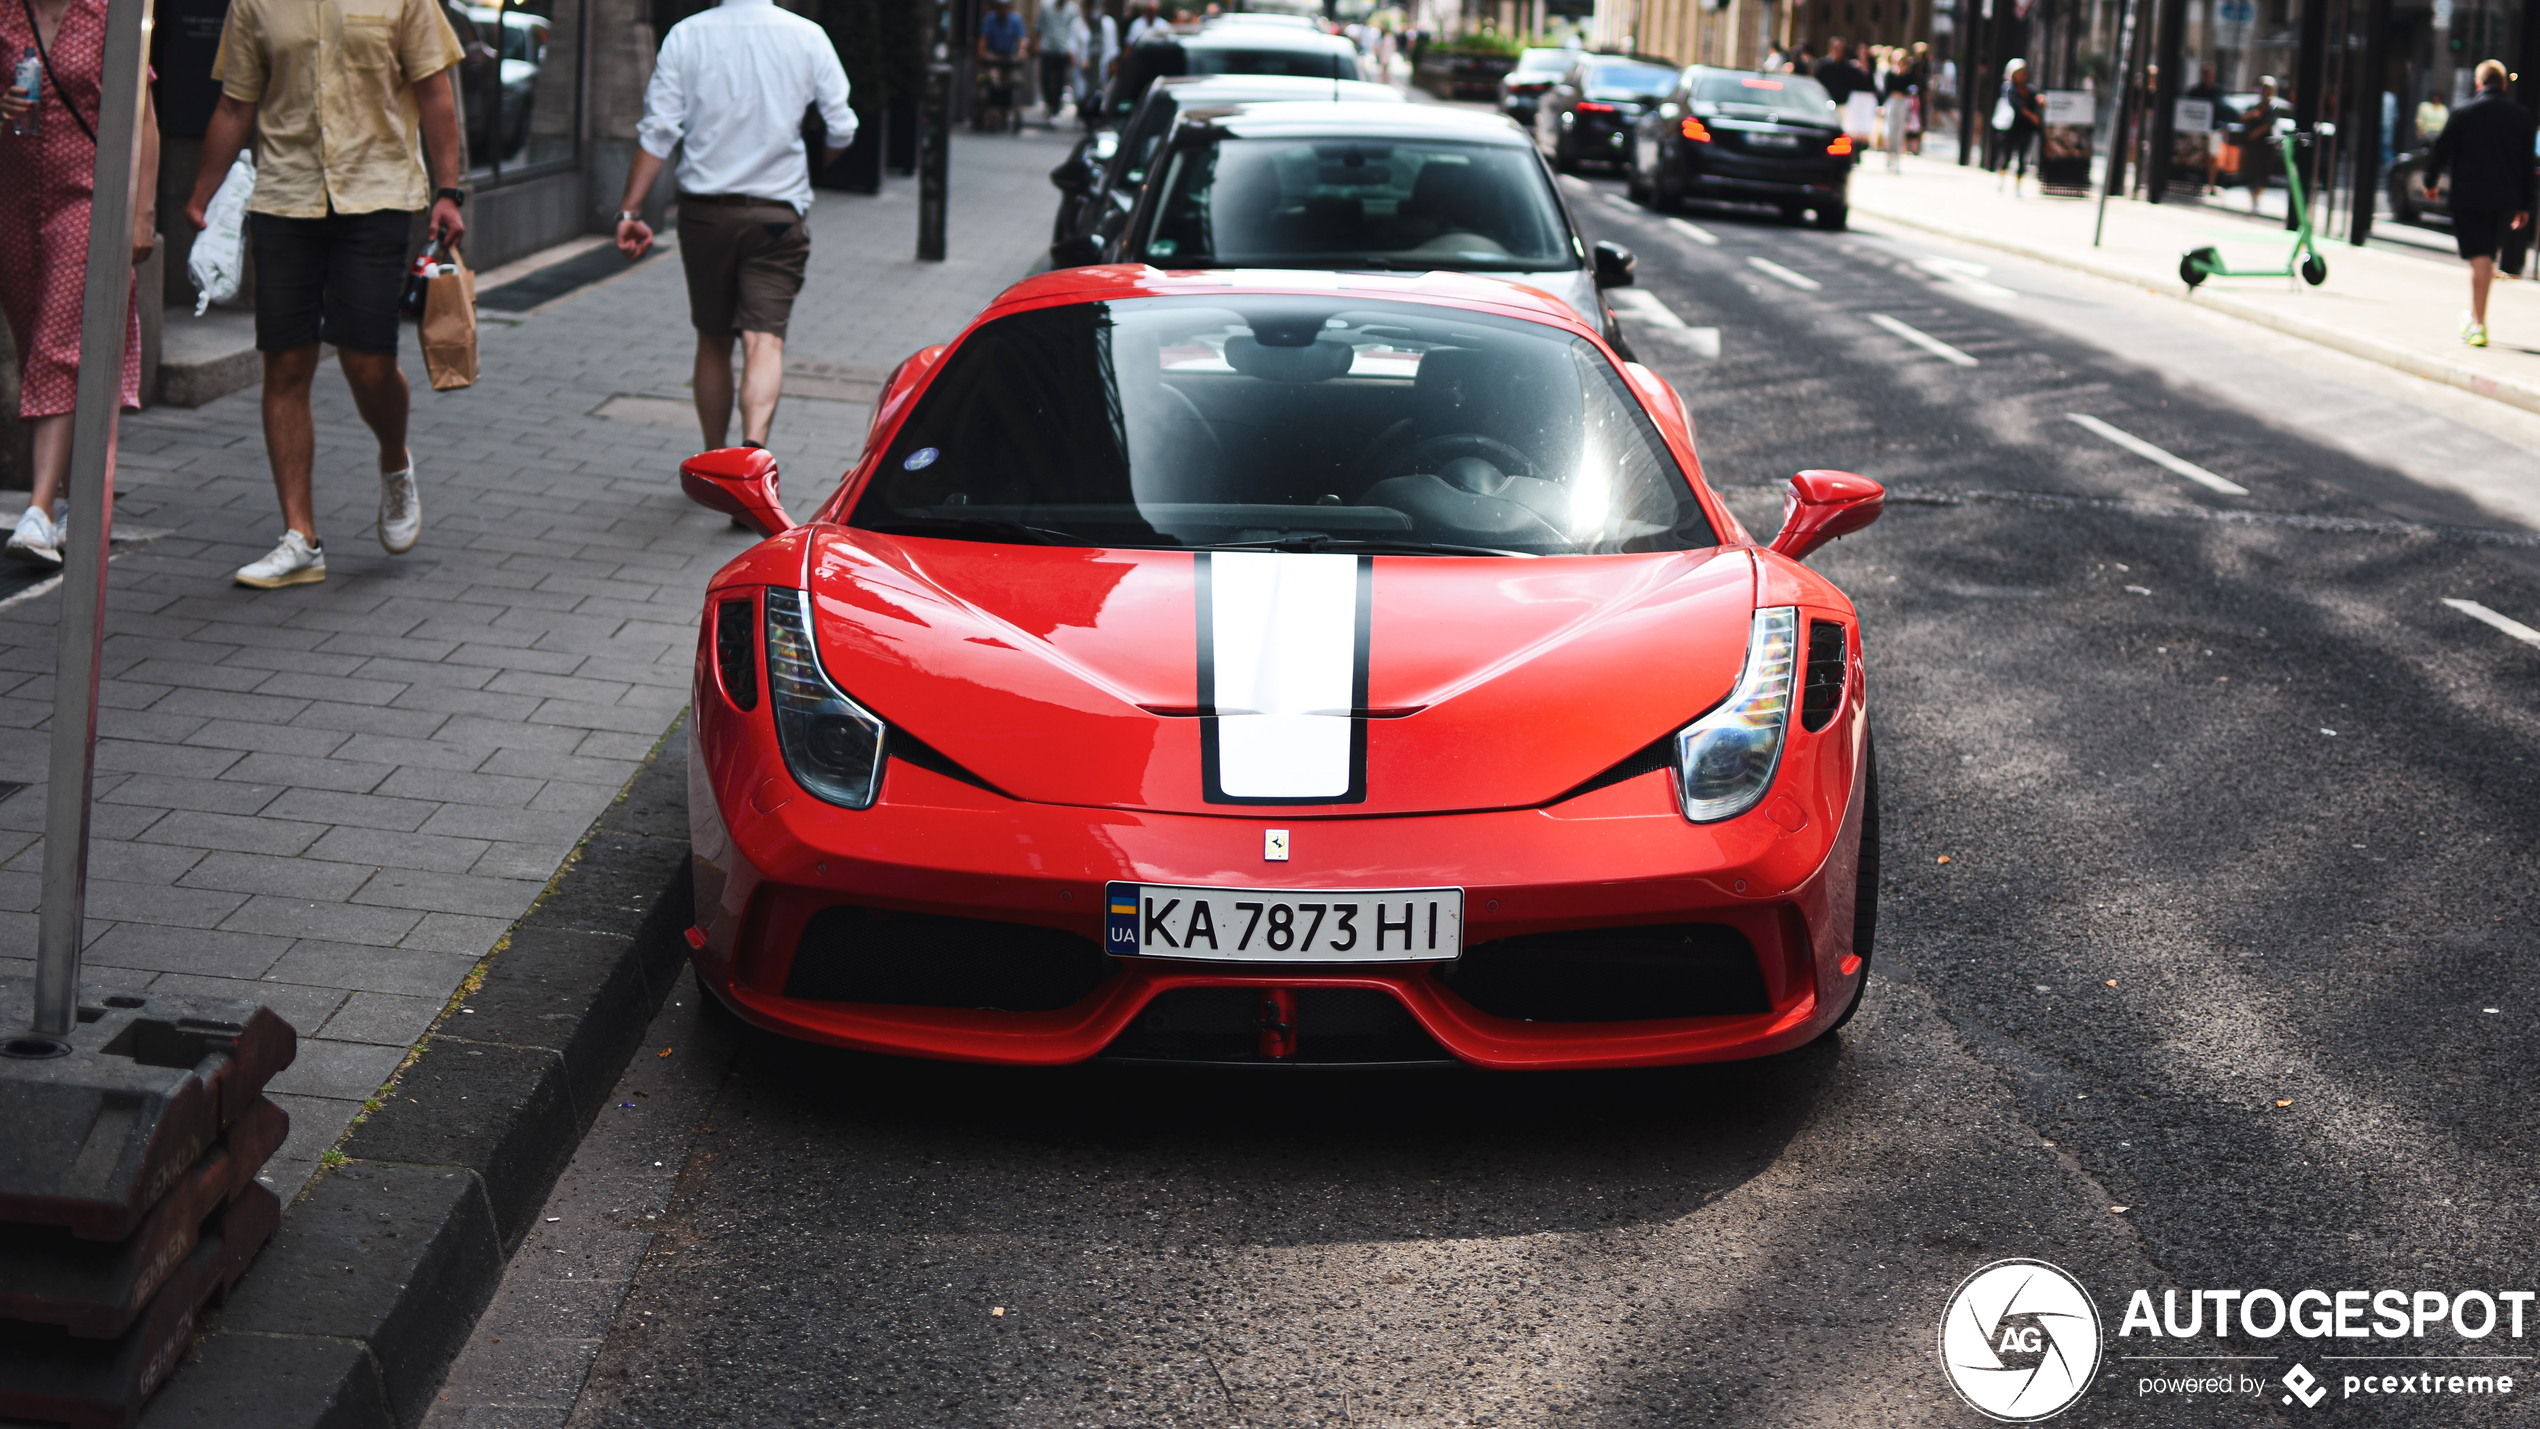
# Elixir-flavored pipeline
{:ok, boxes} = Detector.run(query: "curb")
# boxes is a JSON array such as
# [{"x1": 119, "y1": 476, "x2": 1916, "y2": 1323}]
[
  {"x1": 137, "y1": 715, "x2": 695, "y2": 1429},
  {"x1": 1847, "y1": 200, "x2": 2540, "y2": 420}
]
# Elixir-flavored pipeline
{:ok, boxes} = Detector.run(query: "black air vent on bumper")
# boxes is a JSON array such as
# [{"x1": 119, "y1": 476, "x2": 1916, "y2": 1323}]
[
  {"x1": 1801, "y1": 620, "x2": 1847, "y2": 732},
  {"x1": 785, "y1": 905, "x2": 1114, "y2": 1010},
  {"x1": 1435, "y1": 923, "x2": 1769, "y2": 1022}
]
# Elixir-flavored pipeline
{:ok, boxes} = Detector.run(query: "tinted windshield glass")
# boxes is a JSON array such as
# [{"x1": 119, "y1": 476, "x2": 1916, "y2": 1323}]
[
  {"x1": 1138, "y1": 138, "x2": 1573, "y2": 270},
  {"x1": 1513, "y1": 48, "x2": 1573, "y2": 74},
  {"x1": 851, "y1": 297, "x2": 1712, "y2": 557},
  {"x1": 1586, "y1": 63, "x2": 1675, "y2": 98},
  {"x1": 1186, "y1": 45, "x2": 1351, "y2": 77},
  {"x1": 1692, "y1": 72, "x2": 1836, "y2": 118}
]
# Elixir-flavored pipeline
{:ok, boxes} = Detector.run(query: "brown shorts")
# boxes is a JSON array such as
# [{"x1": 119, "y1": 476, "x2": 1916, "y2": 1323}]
[{"x1": 676, "y1": 196, "x2": 810, "y2": 338}]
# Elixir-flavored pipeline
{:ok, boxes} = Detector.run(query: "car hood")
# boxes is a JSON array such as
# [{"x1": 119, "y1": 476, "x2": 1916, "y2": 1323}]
[{"x1": 801, "y1": 529, "x2": 1757, "y2": 815}]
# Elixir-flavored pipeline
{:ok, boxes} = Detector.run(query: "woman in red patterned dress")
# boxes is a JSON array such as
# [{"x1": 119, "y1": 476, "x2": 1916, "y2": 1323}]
[{"x1": 0, "y1": 0, "x2": 157, "y2": 566}]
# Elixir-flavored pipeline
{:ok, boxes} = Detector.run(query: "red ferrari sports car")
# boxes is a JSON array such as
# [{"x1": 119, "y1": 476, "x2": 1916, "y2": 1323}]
[{"x1": 676, "y1": 264, "x2": 1884, "y2": 1070}]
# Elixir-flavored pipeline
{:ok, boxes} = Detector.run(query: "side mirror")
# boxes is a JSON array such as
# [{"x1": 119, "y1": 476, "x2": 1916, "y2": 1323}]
[
  {"x1": 679, "y1": 446, "x2": 796, "y2": 538},
  {"x1": 1593, "y1": 239, "x2": 1636, "y2": 289},
  {"x1": 1049, "y1": 152, "x2": 1094, "y2": 193},
  {"x1": 1769, "y1": 469, "x2": 1883, "y2": 561},
  {"x1": 1050, "y1": 233, "x2": 1103, "y2": 268}
]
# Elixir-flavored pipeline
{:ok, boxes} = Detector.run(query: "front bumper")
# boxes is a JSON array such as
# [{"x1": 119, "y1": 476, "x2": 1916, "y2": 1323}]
[{"x1": 687, "y1": 682, "x2": 1870, "y2": 1071}]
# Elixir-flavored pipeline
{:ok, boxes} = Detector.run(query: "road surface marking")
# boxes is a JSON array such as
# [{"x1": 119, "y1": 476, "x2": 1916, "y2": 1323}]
[
  {"x1": 1746, "y1": 256, "x2": 1822, "y2": 290},
  {"x1": 1607, "y1": 289, "x2": 1721, "y2": 357},
  {"x1": 1868, "y1": 313, "x2": 1978, "y2": 366},
  {"x1": 1914, "y1": 255, "x2": 2020, "y2": 300},
  {"x1": 1598, "y1": 192, "x2": 1644, "y2": 214},
  {"x1": 2065, "y1": 414, "x2": 2250, "y2": 496},
  {"x1": 2442, "y1": 598, "x2": 2540, "y2": 647},
  {"x1": 1666, "y1": 217, "x2": 1720, "y2": 245},
  {"x1": 1559, "y1": 174, "x2": 1593, "y2": 193}
]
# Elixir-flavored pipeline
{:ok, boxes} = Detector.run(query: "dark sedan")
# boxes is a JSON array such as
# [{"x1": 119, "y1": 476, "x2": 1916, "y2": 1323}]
[
  {"x1": 1498, "y1": 46, "x2": 1578, "y2": 128},
  {"x1": 1533, "y1": 57, "x2": 1678, "y2": 173},
  {"x1": 1628, "y1": 67, "x2": 1853, "y2": 229}
]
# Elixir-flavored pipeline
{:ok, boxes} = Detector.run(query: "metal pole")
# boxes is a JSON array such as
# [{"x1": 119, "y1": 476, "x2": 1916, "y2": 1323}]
[
  {"x1": 2288, "y1": 0, "x2": 2326, "y2": 229},
  {"x1": 2095, "y1": 0, "x2": 2141, "y2": 242},
  {"x1": 1957, "y1": 0, "x2": 1979, "y2": 161},
  {"x1": 2144, "y1": 0, "x2": 2183, "y2": 199},
  {"x1": 2346, "y1": 0, "x2": 2386, "y2": 241},
  {"x1": 918, "y1": 60, "x2": 950, "y2": 260},
  {"x1": 32, "y1": 0, "x2": 151, "y2": 1040}
]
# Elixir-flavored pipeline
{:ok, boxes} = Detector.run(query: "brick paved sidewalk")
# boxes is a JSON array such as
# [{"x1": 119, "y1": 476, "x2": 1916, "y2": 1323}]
[
  {"x1": 1845, "y1": 155, "x2": 2540, "y2": 416},
  {"x1": 0, "y1": 127, "x2": 1070, "y2": 1198}
]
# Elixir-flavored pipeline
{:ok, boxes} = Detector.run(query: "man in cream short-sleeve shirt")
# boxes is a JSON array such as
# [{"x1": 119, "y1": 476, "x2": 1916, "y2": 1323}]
[{"x1": 187, "y1": 0, "x2": 467, "y2": 588}]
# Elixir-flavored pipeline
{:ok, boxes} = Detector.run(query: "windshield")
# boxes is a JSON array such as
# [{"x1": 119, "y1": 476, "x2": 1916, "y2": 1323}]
[
  {"x1": 1185, "y1": 45, "x2": 1353, "y2": 77},
  {"x1": 850, "y1": 296, "x2": 1713, "y2": 557},
  {"x1": 1585, "y1": 63, "x2": 1675, "y2": 100},
  {"x1": 1692, "y1": 72, "x2": 1837, "y2": 119},
  {"x1": 1136, "y1": 138, "x2": 1574, "y2": 271},
  {"x1": 1513, "y1": 48, "x2": 1573, "y2": 75}
]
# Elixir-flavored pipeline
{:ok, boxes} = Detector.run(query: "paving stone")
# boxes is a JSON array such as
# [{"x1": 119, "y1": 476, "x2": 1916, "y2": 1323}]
[
  {"x1": 223, "y1": 893, "x2": 426, "y2": 946},
  {"x1": 319, "y1": 990, "x2": 445, "y2": 1047},
  {"x1": 82, "y1": 921, "x2": 293, "y2": 978},
  {"x1": 180, "y1": 849, "x2": 383, "y2": 901},
  {"x1": 96, "y1": 772, "x2": 284, "y2": 816},
  {"x1": 140, "y1": 809, "x2": 330, "y2": 857},
  {"x1": 262, "y1": 940, "x2": 482, "y2": 997},
  {"x1": 402, "y1": 912, "x2": 522, "y2": 955},
  {"x1": 221, "y1": 751, "x2": 397, "y2": 792},
  {"x1": 305, "y1": 824, "x2": 491, "y2": 873},
  {"x1": 266, "y1": 1035, "x2": 409, "y2": 1100},
  {"x1": 353, "y1": 868, "x2": 547, "y2": 917}
]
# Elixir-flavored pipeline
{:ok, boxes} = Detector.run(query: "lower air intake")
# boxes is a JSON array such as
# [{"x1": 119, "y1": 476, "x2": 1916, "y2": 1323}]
[
  {"x1": 785, "y1": 905, "x2": 1114, "y2": 1010},
  {"x1": 1100, "y1": 987, "x2": 1456, "y2": 1066},
  {"x1": 1435, "y1": 923, "x2": 1769, "y2": 1021}
]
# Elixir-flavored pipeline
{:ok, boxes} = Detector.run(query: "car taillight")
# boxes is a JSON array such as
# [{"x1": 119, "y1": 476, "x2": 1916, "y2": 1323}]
[
  {"x1": 1801, "y1": 620, "x2": 1847, "y2": 732},
  {"x1": 715, "y1": 595, "x2": 758, "y2": 711},
  {"x1": 1577, "y1": 101, "x2": 1617, "y2": 113},
  {"x1": 1681, "y1": 116, "x2": 1712, "y2": 142},
  {"x1": 1828, "y1": 134, "x2": 1854, "y2": 155}
]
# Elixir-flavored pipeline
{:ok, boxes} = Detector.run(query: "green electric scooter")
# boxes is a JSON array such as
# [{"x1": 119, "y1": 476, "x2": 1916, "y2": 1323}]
[{"x1": 2179, "y1": 129, "x2": 2329, "y2": 288}]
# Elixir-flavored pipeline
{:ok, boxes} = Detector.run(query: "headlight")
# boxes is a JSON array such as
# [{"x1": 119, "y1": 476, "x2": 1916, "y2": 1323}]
[
  {"x1": 764, "y1": 587, "x2": 886, "y2": 810},
  {"x1": 1674, "y1": 606, "x2": 1798, "y2": 823}
]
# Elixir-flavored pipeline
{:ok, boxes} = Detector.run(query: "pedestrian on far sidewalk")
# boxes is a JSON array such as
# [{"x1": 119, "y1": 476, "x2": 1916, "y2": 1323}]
[
  {"x1": 977, "y1": 0, "x2": 1027, "y2": 131},
  {"x1": 0, "y1": 0, "x2": 161, "y2": 568},
  {"x1": 190, "y1": 0, "x2": 467, "y2": 588},
  {"x1": 1994, "y1": 58, "x2": 2042, "y2": 194},
  {"x1": 2426, "y1": 59, "x2": 2536, "y2": 349},
  {"x1": 613, "y1": 0, "x2": 854, "y2": 454},
  {"x1": 1037, "y1": 0, "x2": 1078, "y2": 121},
  {"x1": 2230, "y1": 76, "x2": 2283, "y2": 214}
]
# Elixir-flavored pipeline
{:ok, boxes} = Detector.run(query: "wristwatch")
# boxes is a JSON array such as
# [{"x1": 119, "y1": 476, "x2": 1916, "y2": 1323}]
[
  {"x1": 435, "y1": 186, "x2": 466, "y2": 207},
  {"x1": 617, "y1": 210, "x2": 644, "y2": 223}
]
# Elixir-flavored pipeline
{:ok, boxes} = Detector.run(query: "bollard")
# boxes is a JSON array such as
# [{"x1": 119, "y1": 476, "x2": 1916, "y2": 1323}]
[{"x1": 919, "y1": 61, "x2": 951, "y2": 262}]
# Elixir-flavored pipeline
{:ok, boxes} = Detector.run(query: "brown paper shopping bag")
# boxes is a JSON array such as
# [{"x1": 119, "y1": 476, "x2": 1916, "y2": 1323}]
[{"x1": 420, "y1": 248, "x2": 478, "y2": 391}]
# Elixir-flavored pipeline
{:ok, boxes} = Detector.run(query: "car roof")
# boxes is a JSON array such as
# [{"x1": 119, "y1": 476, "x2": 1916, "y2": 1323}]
[
  {"x1": 985, "y1": 266, "x2": 1598, "y2": 336},
  {"x1": 1205, "y1": 12, "x2": 1321, "y2": 27},
  {"x1": 1184, "y1": 100, "x2": 1530, "y2": 144},
  {"x1": 1177, "y1": 26, "x2": 1355, "y2": 52},
  {"x1": 1155, "y1": 74, "x2": 1402, "y2": 103}
]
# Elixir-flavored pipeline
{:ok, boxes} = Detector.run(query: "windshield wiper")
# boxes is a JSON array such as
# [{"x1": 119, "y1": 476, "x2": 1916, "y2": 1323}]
[
  {"x1": 1200, "y1": 536, "x2": 1534, "y2": 558},
  {"x1": 866, "y1": 516, "x2": 1079, "y2": 546}
]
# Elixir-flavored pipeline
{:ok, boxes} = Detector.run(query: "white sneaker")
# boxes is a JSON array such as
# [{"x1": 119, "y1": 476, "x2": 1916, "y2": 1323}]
[
  {"x1": 378, "y1": 464, "x2": 421, "y2": 554},
  {"x1": 234, "y1": 530, "x2": 326, "y2": 588},
  {"x1": 6, "y1": 506, "x2": 59, "y2": 567}
]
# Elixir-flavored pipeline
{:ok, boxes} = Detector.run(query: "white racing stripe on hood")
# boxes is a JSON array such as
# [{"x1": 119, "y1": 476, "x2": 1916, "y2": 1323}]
[{"x1": 1199, "y1": 551, "x2": 1370, "y2": 804}]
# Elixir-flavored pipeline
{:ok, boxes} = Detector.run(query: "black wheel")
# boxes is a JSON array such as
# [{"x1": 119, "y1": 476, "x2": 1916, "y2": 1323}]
[
  {"x1": 2300, "y1": 252, "x2": 2328, "y2": 286},
  {"x1": 1822, "y1": 736, "x2": 1879, "y2": 1037},
  {"x1": 1626, "y1": 156, "x2": 1652, "y2": 204},
  {"x1": 1653, "y1": 159, "x2": 1684, "y2": 213},
  {"x1": 2179, "y1": 246, "x2": 2218, "y2": 288},
  {"x1": 1779, "y1": 203, "x2": 1807, "y2": 225},
  {"x1": 1814, "y1": 203, "x2": 1849, "y2": 231}
]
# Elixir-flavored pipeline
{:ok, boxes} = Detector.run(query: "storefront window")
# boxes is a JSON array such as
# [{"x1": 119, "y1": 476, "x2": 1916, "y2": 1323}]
[{"x1": 448, "y1": 0, "x2": 584, "y2": 184}]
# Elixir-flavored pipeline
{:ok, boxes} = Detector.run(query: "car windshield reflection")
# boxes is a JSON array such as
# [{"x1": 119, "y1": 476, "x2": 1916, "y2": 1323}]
[{"x1": 1137, "y1": 138, "x2": 1576, "y2": 272}]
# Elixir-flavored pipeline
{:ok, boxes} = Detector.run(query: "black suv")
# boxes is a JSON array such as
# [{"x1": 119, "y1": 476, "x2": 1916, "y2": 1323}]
[{"x1": 1627, "y1": 66, "x2": 1853, "y2": 228}]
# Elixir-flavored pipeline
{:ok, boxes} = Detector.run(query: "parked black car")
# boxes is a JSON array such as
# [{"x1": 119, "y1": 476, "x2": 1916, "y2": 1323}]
[
  {"x1": 1532, "y1": 55, "x2": 1678, "y2": 172},
  {"x1": 1627, "y1": 66, "x2": 1853, "y2": 228},
  {"x1": 1498, "y1": 46, "x2": 1577, "y2": 128},
  {"x1": 1049, "y1": 73, "x2": 1402, "y2": 267},
  {"x1": 1100, "y1": 25, "x2": 1365, "y2": 124}
]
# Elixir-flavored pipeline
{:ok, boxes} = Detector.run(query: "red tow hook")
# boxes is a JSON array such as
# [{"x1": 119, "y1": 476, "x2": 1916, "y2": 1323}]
[{"x1": 1256, "y1": 988, "x2": 1298, "y2": 1059}]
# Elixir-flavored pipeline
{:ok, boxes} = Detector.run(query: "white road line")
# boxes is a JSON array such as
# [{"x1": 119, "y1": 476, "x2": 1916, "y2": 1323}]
[
  {"x1": 1666, "y1": 217, "x2": 1720, "y2": 245},
  {"x1": 1913, "y1": 255, "x2": 2020, "y2": 301},
  {"x1": 2064, "y1": 414, "x2": 2250, "y2": 496},
  {"x1": 1746, "y1": 256, "x2": 1822, "y2": 291},
  {"x1": 1598, "y1": 192, "x2": 1644, "y2": 214},
  {"x1": 1558, "y1": 174, "x2": 1593, "y2": 193},
  {"x1": 1868, "y1": 313, "x2": 1978, "y2": 367},
  {"x1": 1607, "y1": 289, "x2": 1720, "y2": 357},
  {"x1": 2442, "y1": 598, "x2": 2540, "y2": 647}
]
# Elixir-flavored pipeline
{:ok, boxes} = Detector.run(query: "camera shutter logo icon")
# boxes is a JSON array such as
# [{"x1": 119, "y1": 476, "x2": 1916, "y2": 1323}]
[{"x1": 1938, "y1": 1259, "x2": 2104, "y2": 1421}]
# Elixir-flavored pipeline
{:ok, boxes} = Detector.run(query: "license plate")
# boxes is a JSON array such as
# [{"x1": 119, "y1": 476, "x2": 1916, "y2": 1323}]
[
  {"x1": 1105, "y1": 882, "x2": 1464, "y2": 963},
  {"x1": 1747, "y1": 131, "x2": 1799, "y2": 147}
]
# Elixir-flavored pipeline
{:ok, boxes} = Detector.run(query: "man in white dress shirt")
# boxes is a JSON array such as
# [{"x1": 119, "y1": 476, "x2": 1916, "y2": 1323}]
[{"x1": 613, "y1": 0, "x2": 854, "y2": 452}]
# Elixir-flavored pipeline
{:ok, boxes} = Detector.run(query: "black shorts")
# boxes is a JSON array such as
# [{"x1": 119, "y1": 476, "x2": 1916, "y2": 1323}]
[
  {"x1": 250, "y1": 209, "x2": 415, "y2": 355},
  {"x1": 2454, "y1": 208, "x2": 2510, "y2": 262}
]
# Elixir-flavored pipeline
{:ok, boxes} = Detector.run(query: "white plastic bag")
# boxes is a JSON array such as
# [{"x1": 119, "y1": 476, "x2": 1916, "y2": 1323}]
[{"x1": 188, "y1": 153, "x2": 255, "y2": 316}]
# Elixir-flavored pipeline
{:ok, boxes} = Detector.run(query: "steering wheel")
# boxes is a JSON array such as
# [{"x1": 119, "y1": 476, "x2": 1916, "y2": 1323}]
[{"x1": 1404, "y1": 434, "x2": 1535, "y2": 489}]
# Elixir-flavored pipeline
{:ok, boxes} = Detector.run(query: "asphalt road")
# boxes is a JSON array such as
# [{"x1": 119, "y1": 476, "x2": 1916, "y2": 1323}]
[{"x1": 425, "y1": 174, "x2": 2540, "y2": 1429}]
